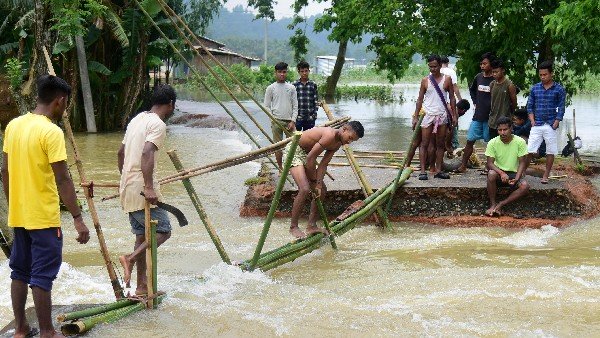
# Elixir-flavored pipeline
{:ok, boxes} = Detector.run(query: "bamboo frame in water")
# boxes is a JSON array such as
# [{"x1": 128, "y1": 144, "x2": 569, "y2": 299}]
[
  {"x1": 321, "y1": 101, "x2": 390, "y2": 228},
  {"x1": 144, "y1": 202, "x2": 157, "y2": 309},
  {"x1": 315, "y1": 198, "x2": 337, "y2": 249},
  {"x1": 249, "y1": 132, "x2": 301, "y2": 270},
  {"x1": 242, "y1": 168, "x2": 412, "y2": 271},
  {"x1": 167, "y1": 150, "x2": 231, "y2": 264},
  {"x1": 60, "y1": 295, "x2": 165, "y2": 336}
]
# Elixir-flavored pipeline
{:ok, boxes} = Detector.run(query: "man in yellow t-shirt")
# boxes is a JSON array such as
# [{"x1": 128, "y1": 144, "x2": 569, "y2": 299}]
[
  {"x1": 484, "y1": 116, "x2": 530, "y2": 217},
  {"x1": 118, "y1": 84, "x2": 176, "y2": 296},
  {"x1": 2, "y1": 75, "x2": 90, "y2": 338}
]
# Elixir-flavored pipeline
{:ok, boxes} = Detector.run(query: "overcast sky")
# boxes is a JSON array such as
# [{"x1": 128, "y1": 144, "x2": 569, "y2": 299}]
[{"x1": 224, "y1": 0, "x2": 330, "y2": 19}]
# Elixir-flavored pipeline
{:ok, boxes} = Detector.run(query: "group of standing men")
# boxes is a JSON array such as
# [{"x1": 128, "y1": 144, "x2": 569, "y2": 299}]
[{"x1": 414, "y1": 52, "x2": 566, "y2": 215}]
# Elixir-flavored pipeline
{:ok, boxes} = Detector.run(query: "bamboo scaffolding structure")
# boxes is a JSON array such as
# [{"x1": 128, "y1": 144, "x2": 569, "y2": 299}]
[
  {"x1": 144, "y1": 202, "x2": 156, "y2": 309},
  {"x1": 131, "y1": 0, "x2": 286, "y2": 185},
  {"x1": 100, "y1": 136, "x2": 292, "y2": 202},
  {"x1": 249, "y1": 132, "x2": 301, "y2": 270},
  {"x1": 245, "y1": 171, "x2": 397, "y2": 268},
  {"x1": 153, "y1": 0, "x2": 335, "y2": 182},
  {"x1": 321, "y1": 101, "x2": 390, "y2": 228},
  {"x1": 60, "y1": 295, "x2": 165, "y2": 336},
  {"x1": 385, "y1": 113, "x2": 424, "y2": 215},
  {"x1": 168, "y1": 150, "x2": 231, "y2": 264},
  {"x1": 241, "y1": 168, "x2": 413, "y2": 271},
  {"x1": 42, "y1": 47, "x2": 124, "y2": 299},
  {"x1": 155, "y1": 0, "x2": 275, "y2": 144},
  {"x1": 156, "y1": 0, "x2": 289, "y2": 135}
]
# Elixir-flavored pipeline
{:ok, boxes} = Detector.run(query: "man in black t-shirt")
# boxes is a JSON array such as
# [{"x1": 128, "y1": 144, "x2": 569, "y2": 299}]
[{"x1": 456, "y1": 52, "x2": 496, "y2": 173}]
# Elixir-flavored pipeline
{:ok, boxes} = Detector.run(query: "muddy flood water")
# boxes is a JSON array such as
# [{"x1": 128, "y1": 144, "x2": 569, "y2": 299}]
[{"x1": 1, "y1": 86, "x2": 599, "y2": 336}]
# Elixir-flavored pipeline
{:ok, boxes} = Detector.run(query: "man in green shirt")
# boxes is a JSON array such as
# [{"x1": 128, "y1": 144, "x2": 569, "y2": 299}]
[{"x1": 485, "y1": 116, "x2": 530, "y2": 216}]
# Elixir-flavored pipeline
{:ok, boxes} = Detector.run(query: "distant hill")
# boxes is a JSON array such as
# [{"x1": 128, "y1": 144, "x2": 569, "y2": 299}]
[{"x1": 204, "y1": 6, "x2": 375, "y2": 65}]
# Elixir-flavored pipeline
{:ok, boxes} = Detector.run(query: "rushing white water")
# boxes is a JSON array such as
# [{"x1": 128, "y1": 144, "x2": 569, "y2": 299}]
[{"x1": 1, "y1": 93, "x2": 599, "y2": 336}]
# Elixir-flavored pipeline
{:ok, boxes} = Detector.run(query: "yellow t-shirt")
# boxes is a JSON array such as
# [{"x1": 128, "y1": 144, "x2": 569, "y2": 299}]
[{"x1": 3, "y1": 113, "x2": 67, "y2": 229}]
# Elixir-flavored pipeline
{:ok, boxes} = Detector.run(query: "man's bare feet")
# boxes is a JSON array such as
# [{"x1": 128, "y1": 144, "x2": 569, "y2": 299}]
[
  {"x1": 289, "y1": 226, "x2": 306, "y2": 239},
  {"x1": 135, "y1": 286, "x2": 148, "y2": 296},
  {"x1": 14, "y1": 326, "x2": 38, "y2": 338},
  {"x1": 119, "y1": 255, "x2": 133, "y2": 288},
  {"x1": 453, "y1": 166, "x2": 467, "y2": 174},
  {"x1": 305, "y1": 225, "x2": 329, "y2": 236}
]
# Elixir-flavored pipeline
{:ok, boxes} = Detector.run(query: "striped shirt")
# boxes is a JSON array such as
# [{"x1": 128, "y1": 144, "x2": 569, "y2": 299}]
[
  {"x1": 292, "y1": 79, "x2": 318, "y2": 121},
  {"x1": 526, "y1": 82, "x2": 566, "y2": 126}
]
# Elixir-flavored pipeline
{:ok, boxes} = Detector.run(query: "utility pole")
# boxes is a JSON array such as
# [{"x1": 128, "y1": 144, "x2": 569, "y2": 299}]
[{"x1": 263, "y1": 18, "x2": 268, "y2": 65}]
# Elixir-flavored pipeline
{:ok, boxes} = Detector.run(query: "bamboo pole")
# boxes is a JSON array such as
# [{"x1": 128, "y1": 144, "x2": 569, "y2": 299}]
[
  {"x1": 131, "y1": 0, "x2": 285, "y2": 184},
  {"x1": 329, "y1": 163, "x2": 404, "y2": 169},
  {"x1": 57, "y1": 299, "x2": 138, "y2": 322},
  {"x1": 60, "y1": 295, "x2": 165, "y2": 336},
  {"x1": 144, "y1": 202, "x2": 156, "y2": 309},
  {"x1": 249, "y1": 132, "x2": 301, "y2": 270},
  {"x1": 385, "y1": 113, "x2": 424, "y2": 215},
  {"x1": 42, "y1": 46, "x2": 124, "y2": 299},
  {"x1": 150, "y1": 219, "x2": 157, "y2": 309},
  {"x1": 321, "y1": 101, "x2": 390, "y2": 227},
  {"x1": 314, "y1": 198, "x2": 336, "y2": 249},
  {"x1": 167, "y1": 150, "x2": 231, "y2": 264}
]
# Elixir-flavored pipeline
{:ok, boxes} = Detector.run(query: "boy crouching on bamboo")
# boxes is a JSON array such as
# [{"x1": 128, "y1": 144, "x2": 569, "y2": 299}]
[{"x1": 285, "y1": 121, "x2": 364, "y2": 239}]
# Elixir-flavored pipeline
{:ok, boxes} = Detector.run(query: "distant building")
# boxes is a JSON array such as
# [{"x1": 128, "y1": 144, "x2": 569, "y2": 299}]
[
  {"x1": 315, "y1": 56, "x2": 356, "y2": 76},
  {"x1": 177, "y1": 36, "x2": 261, "y2": 77}
]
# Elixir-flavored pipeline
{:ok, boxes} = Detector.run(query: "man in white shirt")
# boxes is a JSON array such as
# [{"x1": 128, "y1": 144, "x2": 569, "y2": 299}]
[
  {"x1": 118, "y1": 84, "x2": 176, "y2": 296},
  {"x1": 264, "y1": 62, "x2": 298, "y2": 168}
]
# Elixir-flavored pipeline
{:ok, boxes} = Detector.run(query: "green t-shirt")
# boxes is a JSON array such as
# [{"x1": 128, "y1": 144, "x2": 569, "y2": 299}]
[{"x1": 484, "y1": 135, "x2": 527, "y2": 172}]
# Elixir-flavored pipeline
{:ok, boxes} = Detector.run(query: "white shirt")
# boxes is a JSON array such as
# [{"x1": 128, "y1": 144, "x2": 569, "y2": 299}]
[
  {"x1": 441, "y1": 67, "x2": 458, "y2": 85},
  {"x1": 264, "y1": 82, "x2": 298, "y2": 121},
  {"x1": 119, "y1": 112, "x2": 166, "y2": 212}
]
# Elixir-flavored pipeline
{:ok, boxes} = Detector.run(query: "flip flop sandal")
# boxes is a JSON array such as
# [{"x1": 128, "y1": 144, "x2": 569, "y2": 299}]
[
  {"x1": 434, "y1": 172, "x2": 450, "y2": 179},
  {"x1": 418, "y1": 173, "x2": 428, "y2": 180}
]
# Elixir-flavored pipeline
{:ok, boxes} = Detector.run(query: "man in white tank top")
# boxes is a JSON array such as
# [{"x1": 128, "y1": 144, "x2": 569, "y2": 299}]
[{"x1": 412, "y1": 55, "x2": 457, "y2": 180}]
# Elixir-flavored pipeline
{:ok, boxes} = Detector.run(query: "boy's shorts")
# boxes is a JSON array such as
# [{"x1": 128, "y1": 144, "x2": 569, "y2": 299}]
[
  {"x1": 271, "y1": 119, "x2": 292, "y2": 143},
  {"x1": 10, "y1": 227, "x2": 63, "y2": 291},
  {"x1": 467, "y1": 120, "x2": 491, "y2": 142},
  {"x1": 282, "y1": 142, "x2": 308, "y2": 168},
  {"x1": 494, "y1": 171, "x2": 522, "y2": 190},
  {"x1": 527, "y1": 124, "x2": 558, "y2": 155},
  {"x1": 129, "y1": 207, "x2": 172, "y2": 235}
]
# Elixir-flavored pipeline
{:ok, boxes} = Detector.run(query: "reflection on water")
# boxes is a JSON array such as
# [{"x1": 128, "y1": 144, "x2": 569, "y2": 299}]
[{"x1": 1, "y1": 91, "x2": 599, "y2": 336}]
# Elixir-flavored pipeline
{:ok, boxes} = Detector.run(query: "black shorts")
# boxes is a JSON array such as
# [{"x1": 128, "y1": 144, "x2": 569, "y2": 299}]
[{"x1": 496, "y1": 171, "x2": 520, "y2": 189}]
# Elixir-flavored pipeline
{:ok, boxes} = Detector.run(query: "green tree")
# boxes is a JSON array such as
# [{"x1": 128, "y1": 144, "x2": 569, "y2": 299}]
[{"x1": 353, "y1": 0, "x2": 594, "y2": 99}]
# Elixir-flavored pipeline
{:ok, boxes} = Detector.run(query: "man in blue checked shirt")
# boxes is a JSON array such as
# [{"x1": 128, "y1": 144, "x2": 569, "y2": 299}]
[
  {"x1": 293, "y1": 61, "x2": 319, "y2": 131},
  {"x1": 526, "y1": 60, "x2": 566, "y2": 184}
]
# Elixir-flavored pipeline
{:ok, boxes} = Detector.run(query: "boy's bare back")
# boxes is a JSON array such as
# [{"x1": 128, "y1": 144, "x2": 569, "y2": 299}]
[{"x1": 298, "y1": 127, "x2": 341, "y2": 154}]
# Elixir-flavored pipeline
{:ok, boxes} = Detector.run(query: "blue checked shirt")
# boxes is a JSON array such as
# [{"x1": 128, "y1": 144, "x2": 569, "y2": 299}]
[
  {"x1": 526, "y1": 82, "x2": 566, "y2": 126},
  {"x1": 293, "y1": 80, "x2": 318, "y2": 122}
]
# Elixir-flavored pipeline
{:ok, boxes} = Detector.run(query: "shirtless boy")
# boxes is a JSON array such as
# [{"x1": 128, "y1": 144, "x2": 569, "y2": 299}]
[{"x1": 285, "y1": 121, "x2": 364, "y2": 238}]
